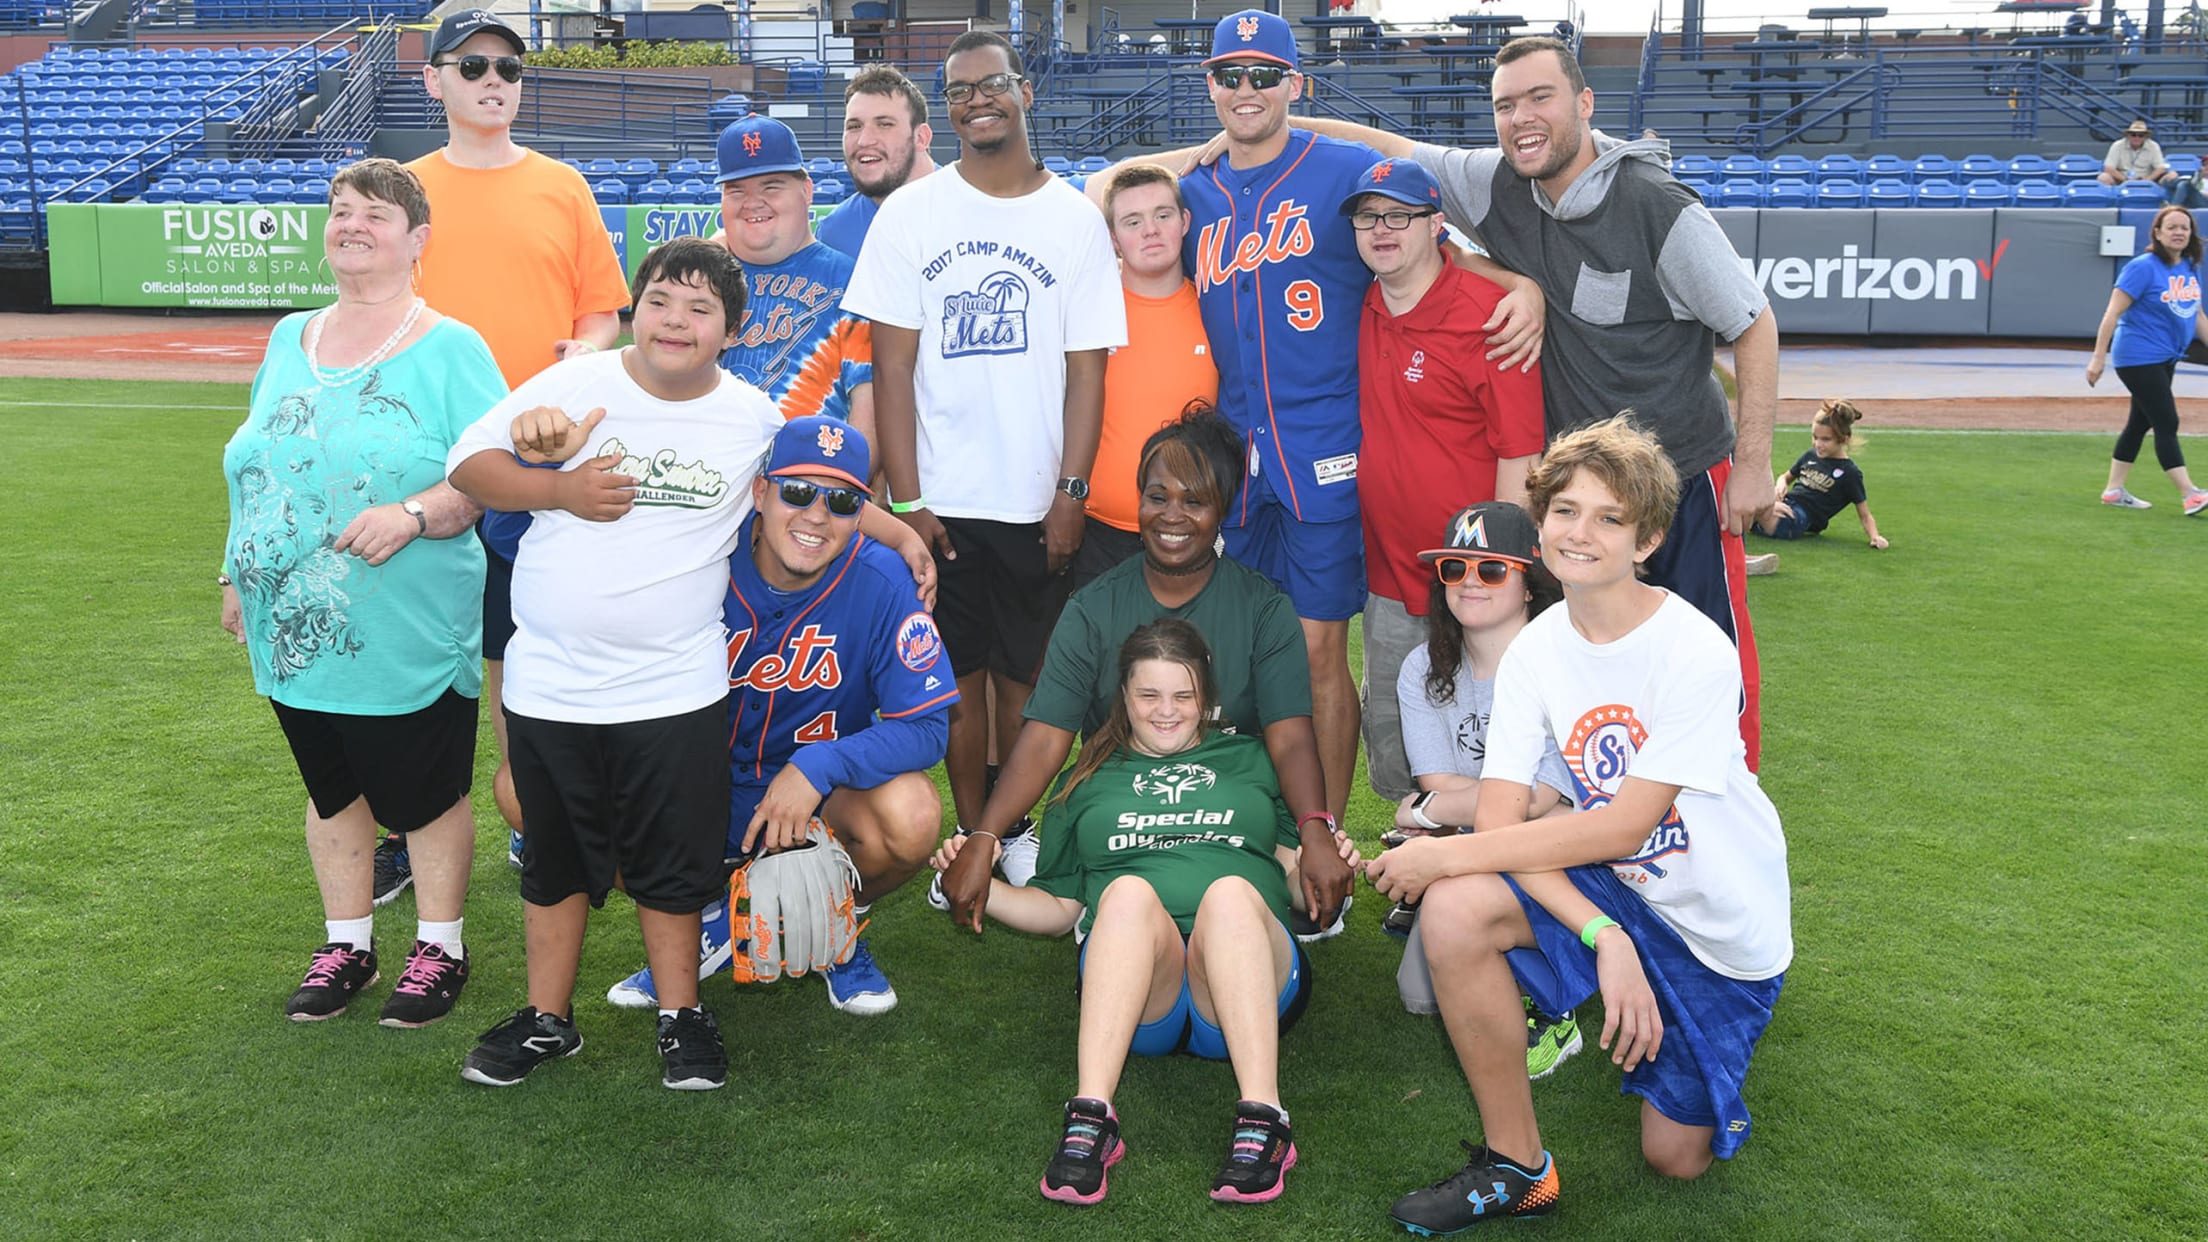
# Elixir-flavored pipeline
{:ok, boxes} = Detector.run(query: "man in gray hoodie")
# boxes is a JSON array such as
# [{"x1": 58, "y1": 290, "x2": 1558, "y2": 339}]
[{"x1": 1283, "y1": 36, "x2": 1777, "y2": 770}]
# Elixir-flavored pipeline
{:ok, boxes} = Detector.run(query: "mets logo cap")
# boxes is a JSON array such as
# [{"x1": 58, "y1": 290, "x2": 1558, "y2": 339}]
[
  {"x1": 1418, "y1": 501, "x2": 1540, "y2": 565},
  {"x1": 1204, "y1": 9, "x2": 1301, "y2": 70},
  {"x1": 430, "y1": 9, "x2": 525, "y2": 58},
  {"x1": 1339, "y1": 158, "x2": 1444, "y2": 215},
  {"x1": 767, "y1": 415, "x2": 872, "y2": 494},
  {"x1": 716, "y1": 114, "x2": 807, "y2": 185}
]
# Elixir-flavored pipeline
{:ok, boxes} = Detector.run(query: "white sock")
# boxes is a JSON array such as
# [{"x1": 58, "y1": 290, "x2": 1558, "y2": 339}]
[
  {"x1": 326, "y1": 915, "x2": 372, "y2": 951},
  {"x1": 659, "y1": 1007, "x2": 681, "y2": 1021},
  {"x1": 417, "y1": 918, "x2": 464, "y2": 958}
]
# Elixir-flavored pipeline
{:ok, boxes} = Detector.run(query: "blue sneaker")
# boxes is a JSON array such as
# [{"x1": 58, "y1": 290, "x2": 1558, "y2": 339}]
[
  {"x1": 372, "y1": 835, "x2": 412, "y2": 908},
  {"x1": 823, "y1": 938, "x2": 897, "y2": 1015},
  {"x1": 605, "y1": 898, "x2": 736, "y2": 1009},
  {"x1": 506, "y1": 830, "x2": 524, "y2": 870}
]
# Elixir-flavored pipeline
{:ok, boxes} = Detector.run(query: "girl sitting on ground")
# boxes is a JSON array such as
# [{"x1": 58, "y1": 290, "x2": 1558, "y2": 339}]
[{"x1": 1753, "y1": 399, "x2": 1889, "y2": 549}]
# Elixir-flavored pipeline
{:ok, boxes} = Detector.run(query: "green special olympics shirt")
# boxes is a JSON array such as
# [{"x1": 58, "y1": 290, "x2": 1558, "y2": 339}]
[{"x1": 1032, "y1": 731, "x2": 1298, "y2": 937}]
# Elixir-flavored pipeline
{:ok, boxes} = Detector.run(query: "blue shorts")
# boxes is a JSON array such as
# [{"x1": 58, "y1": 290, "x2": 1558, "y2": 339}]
[
  {"x1": 1223, "y1": 501, "x2": 1365, "y2": 623},
  {"x1": 1502, "y1": 866, "x2": 1784, "y2": 1160},
  {"x1": 1753, "y1": 503, "x2": 1812, "y2": 541},
  {"x1": 1081, "y1": 928, "x2": 1312, "y2": 1060}
]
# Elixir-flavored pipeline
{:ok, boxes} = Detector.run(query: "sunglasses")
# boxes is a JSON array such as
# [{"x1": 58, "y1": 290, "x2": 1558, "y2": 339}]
[
  {"x1": 942, "y1": 72, "x2": 1022, "y2": 104},
  {"x1": 1434, "y1": 556, "x2": 1521, "y2": 587},
  {"x1": 437, "y1": 54, "x2": 523, "y2": 83},
  {"x1": 1210, "y1": 64, "x2": 1289, "y2": 90},
  {"x1": 1349, "y1": 208, "x2": 1438, "y2": 231},
  {"x1": 776, "y1": 478, "x2": 866, "y2": 518}
]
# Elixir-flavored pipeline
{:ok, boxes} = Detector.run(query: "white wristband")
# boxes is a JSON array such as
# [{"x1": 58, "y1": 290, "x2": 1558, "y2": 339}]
[{"x1": 1409, "y1": 791, "x2": 1444, "y2": 832}]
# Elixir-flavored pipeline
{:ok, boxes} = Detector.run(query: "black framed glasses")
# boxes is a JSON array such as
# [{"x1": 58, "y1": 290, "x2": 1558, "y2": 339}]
[
  {"x1": 1209, "y1": 64, "x2": 1289, "y2": 90},
  {"x1": 776, "y1": 479, "x2": 867, "y2": 517},
  {"x1": 1349, "y1": 208, "x2": 1438, "y2": 231},
  {"x1": 436, "y1": 54, "x2": 523, "y2": 83},
  {"x1": 942, "y1": 72, "x2": 1022, "y2": 104},
  {"x1": 1434, "y1": 556, "x2": 1520, "y2": 587}
]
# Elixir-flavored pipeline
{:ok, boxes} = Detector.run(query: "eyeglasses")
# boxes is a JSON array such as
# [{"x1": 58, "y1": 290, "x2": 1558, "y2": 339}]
[
  {"x1": 942, "y1": 72, "x2": 1022, "y2": 104},
  {"x1": 776, "y1": 478, "x2": 867, "y2": 517},
  {"x1": 1349, "y1": 208, "x2": 1438, "y2": 231},
  {"x1": 1434, "y1": 556, "x2": 1520, "y2": 587},
  {"x1": 1209, "y1": 64, "x2": 1289, "y2": 91},
  {"x1": 436, "y1": 54, "x2": 523, "y2": 83}
]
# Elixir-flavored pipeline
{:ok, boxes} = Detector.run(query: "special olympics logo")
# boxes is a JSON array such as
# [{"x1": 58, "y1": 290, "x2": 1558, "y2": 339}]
[
  {"x1": 1236, "y1": 15, "x2": 1260, "y2": 40},
  {"x1": 895, "y1": 611, "x2": 942, "y2": 671},
  {"x1": 1562, "y1": 705, "x2": 1647, "y2": 799},
  {"x1": 1133, "y1": 762, "x2": 1215, "y2": 805}
]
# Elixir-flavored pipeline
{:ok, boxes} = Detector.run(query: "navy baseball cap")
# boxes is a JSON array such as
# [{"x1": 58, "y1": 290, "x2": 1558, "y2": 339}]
[
  {"x1": 1339, "y1": 157, "x2": 1444, "y2": 215},
  {"x1": 1419, "y1": 502, "x2": 1540, "y2": 565},
  {"x1": 1204, "y1": 9, "x2": 1301, "y2": 70},
  {"x1": 767, "y1": 416, "x2": 872, "y2": 494},
  {"x1": 716, "y1": 114, "x2": 807, "y2": 185},
  {"x1": 429, "y1": 9, "x2": 525, "y2": 58}
]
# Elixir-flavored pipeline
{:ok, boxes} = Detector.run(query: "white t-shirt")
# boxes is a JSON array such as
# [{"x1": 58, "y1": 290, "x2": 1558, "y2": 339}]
[
  {"x1": 446, "y1": 350, "x2": 783, "y2": 724},
  {"x1": 1486, "y1": 592, "x2": 1793, "y2": 981},
  {"x1": 840, "y1": 164, "x2": 1127, "y2": 523}
]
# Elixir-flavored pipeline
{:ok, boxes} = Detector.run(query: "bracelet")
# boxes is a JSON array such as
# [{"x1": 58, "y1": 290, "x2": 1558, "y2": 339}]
[
  {"x1": 888, "y1": 496, "x2": 927, "y2": 514},
  {"x1": 217, "y1": 572, "x2": 232, "y2": 587},
  {"x1": 1298, "y1": 811, "x2": 1343, "y2": 837},
  {"x1": 1580, "y1": 914, "x2": 1621, "y2": 950},
  {"x1": 1408, "y1": 791, "x2": 1443, "y2": 831},
  {"x1": 965, "y1": 829, "x2": 1002, "y2": 859}
]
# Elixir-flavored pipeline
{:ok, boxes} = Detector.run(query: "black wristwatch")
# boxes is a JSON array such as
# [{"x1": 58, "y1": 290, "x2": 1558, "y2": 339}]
[{"x1": 1056, "y1": 476, "x2": 1090, "y2": 501}]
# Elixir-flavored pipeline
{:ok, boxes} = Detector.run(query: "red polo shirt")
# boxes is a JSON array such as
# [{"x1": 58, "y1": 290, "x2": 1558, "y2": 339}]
[{"x1": 1357, "y1": 259, "x2": 1545, "y2": 613}]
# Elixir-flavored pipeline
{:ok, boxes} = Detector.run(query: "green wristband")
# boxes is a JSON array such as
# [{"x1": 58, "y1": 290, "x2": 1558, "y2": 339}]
[
  {"x1": 1580, "y1": 914, "x2": 1620, "y2": 950},
  {"x1": 888, "y1": 497, "x2": 927, "y2": 514}
]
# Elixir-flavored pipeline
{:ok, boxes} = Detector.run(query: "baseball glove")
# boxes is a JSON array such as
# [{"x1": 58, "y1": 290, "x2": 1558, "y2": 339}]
[{"x1": 728, "y1": 819, "x2": 865, "y2": 984}]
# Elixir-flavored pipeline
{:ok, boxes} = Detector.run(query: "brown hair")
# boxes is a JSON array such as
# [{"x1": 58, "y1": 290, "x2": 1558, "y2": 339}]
[
  {"x1": 2146, "y1": 203, "x2": 2203, "y2": 265},
  {"x1": 329, "y1": 157, "x2": 430, "y2": 231},
  {"x1": 1526, "y1": 413, "x2": 1680, "y2": 549},
  {"x1": 1421, "y1": 553, "x2": 1562, "y2": 706},
  {"x1": 1814, "y1": 398, "x2": 1865, "y2": 443},
  {"x1": 1496, "y1": 35, "x2": 1587, "y2": 95},
  {"x1": 1054, "y1": 618, "x2": 1219, "y2": 804},
  {"x1": 845, "y1": 64, "x2": 928, "y2": 128},
  {"x1": 1105, "y1": 163, "x2": 1184, "y2": 218}
]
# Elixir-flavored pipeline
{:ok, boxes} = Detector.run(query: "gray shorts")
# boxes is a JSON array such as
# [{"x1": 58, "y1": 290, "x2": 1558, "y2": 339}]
[
  {"x1": 1398, "y1": 916, "x2": 1439, "y2": 1015},
  {"x1": 1359, "y1": 593, "x2": 1424, "y2": 803}
]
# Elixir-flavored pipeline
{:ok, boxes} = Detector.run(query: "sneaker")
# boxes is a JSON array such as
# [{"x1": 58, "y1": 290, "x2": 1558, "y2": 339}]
[
  {"x1": 461, "y1": 1006, "x2": 581, "y2": 1086},
  {"x1": 1389, "y1": 1141, "x2": 1560, "y2": 1234},
  {"x1": 371, "y1": 835, "x2": 412, "y2": 907},
  {"x1": 1383, "y1": 899, "x2": 1419, "y2": 939},
  {"x1": 378, "y1": 941, "x2": 471, "y2": 1028},
  {"x1": 823, "y1": 938, "x2": 897, "y2": 1015},
  {"x1": 2102, "y1": 487, "x2": 2153, "y2": 509},
  {"x1": 998, "y1": 818, "x2": 1041, "y2": 887},
  {"x1": 606, "y1": 898, "x2": 735, "y2": 1009},
  {"x1": 284, "y1": 942, "x2": 379, "y2": 1021},
  {"x1": 1743, "y1": 552, "x2": 1779, "y2": 576},
  {"x1": 1525, "y1": 1004, "x2": 1583, "y2": 1081},
  {"x1": 1289, "y1": 892, "x2": 1351, "y2": 942},
  {"x1": 1039, "y1": 1096, "x2": 1125, "y2": 1205},
  {"x1": 506, "y1": 829, "x2": 525, "y2": 870},
  {"x1": 657, "y1": 1006, "x2": 727, "y2": 1091},
  {"x1": 2185, "y1": 490, "x2": 2208, "y2": 517},
  {"x1": 1208, "y1": 1100, "x2": 1297, "y2": 1204}
]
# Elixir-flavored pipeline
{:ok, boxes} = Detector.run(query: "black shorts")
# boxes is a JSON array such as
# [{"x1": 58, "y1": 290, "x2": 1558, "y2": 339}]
[
  {"x1": 270, "y1": 687, "x2": 477, "y2": 832},
  {"x1": 936, "y1": 516, "x2": 1073, "y2": 683},
  {"x1": 504, "y1": 698, "x2": 729, "y2": 914},
  {"x1": 1068, "y1": 517, "x2": 1144, "y2": 592},
  {"x1": 480, "y1": 533, "x2": 517, "y2": 662}
]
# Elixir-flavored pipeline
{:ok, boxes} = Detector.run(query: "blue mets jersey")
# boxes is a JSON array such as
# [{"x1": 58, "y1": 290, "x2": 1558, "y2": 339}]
[
  {"x1": 724, "y1": 515, "x2": 955, "y2": 840},
  {"x1": 721, "y1": 240, "x2": 874, "y2": 423},
  {"x1": 1181, "y1": 130, "x2": 1380, "y2": 527}
]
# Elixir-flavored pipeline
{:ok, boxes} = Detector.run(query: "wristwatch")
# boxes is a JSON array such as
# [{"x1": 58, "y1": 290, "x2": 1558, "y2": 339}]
[
  {"x1": 402, "y1": 499, "x2": 428, "y2": 535},
  {"x1": 1056, "y1": 476, "x2": 1090, "y2": 501}
]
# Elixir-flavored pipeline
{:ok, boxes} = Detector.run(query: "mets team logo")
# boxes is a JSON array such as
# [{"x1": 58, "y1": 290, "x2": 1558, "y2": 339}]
[
  {"x1": 742, "y1": 130, "x2": 762, "y2": 157},
  {"x1": 1236, "y1": 15, "x2": 1260, "y2": 40},
  {"x1": 1563, "y1": 704, "x2": 1689, "y2": 879},
  {"x1": 939, "y1": 270, "x2": 1030, "y2": 358},
  {"x1": 895, "y1": 612, "x2": 942, "y2": 671},
  {"x1": 1133, "y1": 762, "x2": 1216, "y2": 805},
  {"x1": 1371, "y1": 161, "x2": 1394, "y2": 182},
  {"x1": 816, "y1": 423, "x2": 846, "y2": 456}
]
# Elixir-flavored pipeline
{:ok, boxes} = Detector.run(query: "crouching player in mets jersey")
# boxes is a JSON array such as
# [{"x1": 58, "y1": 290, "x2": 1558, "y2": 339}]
[{"x1": 605, "y1": 416, "x2": 955, "y2": 1015}]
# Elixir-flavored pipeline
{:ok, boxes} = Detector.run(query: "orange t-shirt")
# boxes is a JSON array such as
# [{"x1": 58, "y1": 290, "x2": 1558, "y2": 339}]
[
  {"x1": 1089, "y1": 280, "x2": 1218, "y2": 532},
  {"x1": 407, "y1": 148, "x2": 632, "y2": 389}
]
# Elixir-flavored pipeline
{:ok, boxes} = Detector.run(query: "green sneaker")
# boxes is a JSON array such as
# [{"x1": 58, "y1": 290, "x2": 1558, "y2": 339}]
[{"x1": 1525, "y1": 1002, "x2": 1583, "y2": 1081}]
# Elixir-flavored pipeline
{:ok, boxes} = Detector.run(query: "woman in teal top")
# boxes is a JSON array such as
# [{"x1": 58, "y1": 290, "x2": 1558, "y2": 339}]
[
  {"x1": 933, "y1": 619, "x2": 1343, "y2": 1209},
  {"x1": 220, "y1": 159, "x2": 507, "y2": 1029}
]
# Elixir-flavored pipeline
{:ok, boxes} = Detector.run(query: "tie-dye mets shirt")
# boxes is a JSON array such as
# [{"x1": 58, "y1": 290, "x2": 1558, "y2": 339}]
[
  {"x1": 224, "y1": 314, "x2": 504, "y2": 714},
  {"x1": 720, "y1": 240, "x2": 873, "y2": 422}
]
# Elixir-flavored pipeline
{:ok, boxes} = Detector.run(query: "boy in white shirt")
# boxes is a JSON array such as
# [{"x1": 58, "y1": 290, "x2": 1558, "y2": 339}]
[{"x1": 1365, "y1": 415, "x2": 1791, "y2": 1232}]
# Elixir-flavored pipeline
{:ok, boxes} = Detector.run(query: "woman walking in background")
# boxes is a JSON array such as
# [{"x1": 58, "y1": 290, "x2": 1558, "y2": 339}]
[{"x1": 2088, "y1": 203, "x2": 2208, "y2": 516}]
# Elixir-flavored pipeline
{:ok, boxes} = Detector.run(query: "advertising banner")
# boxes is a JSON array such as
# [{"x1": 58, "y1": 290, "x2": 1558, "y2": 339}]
[{"x1": 50, "y1": 202, "x2": 336, "y2": 309}]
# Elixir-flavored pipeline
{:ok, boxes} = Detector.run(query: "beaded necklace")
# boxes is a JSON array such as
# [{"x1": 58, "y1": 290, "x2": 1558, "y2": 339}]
[{"x1": 305, "y1": 296, "x2": 425, "y2": 388}]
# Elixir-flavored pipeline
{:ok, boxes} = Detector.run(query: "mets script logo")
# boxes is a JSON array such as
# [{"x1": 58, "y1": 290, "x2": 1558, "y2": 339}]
[
  {"x1": 2160, "y1": 272, "x2": 2202, "y2": 315},
  {"x1": 1237, "y1": 15, "x2": 1260, "y2": 40},
  {"x1": 1132, "y1": 762, "x2": 1216, "y2": 805},
  {"x1": 1562, "y1": 705, "x2": 1689, "y2": 878},
  {"x1": 816, "y1": 423, "x2": 846, "y2": 455},
  {"x1": 742, "y1": 130, "x2": 762, "y2": 157},
  {"x1": 940, "y1": 270, "x2": 1030, "y2": 358},
  {"x1": 1194, "y1": 201, "x2": 1314, "y2": 295},
  {"x1": 595, "y1": 437, "x2": 727, "y2": 508},
  {"x1": 895, "y1": 611, "x2": 942, "y2": 672},
  {"x1": 727, "y1": 623, "x2": 842, "y2": 692}
]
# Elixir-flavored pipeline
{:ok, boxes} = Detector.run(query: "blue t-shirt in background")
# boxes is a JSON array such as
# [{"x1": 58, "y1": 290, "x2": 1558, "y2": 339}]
[
  {"x1": 814, "y1": 192, "x2": 879, "y2": 260},
  {"x1": 2110, "y1": 250, "x2": 2203, "y2": 367}
]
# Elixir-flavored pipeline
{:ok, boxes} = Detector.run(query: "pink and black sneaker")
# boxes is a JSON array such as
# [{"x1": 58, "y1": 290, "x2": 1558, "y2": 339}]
[
  {"x1": 1208, "y1": 1100, "x2": 1297, "y2": 1204},
  {"x1": 378, "y1": 941, "x2": 470, "y2": 1028},
  {"x1": 1040, "y1": 1097, "x2": 1125, "y2": 1205},
  {"x1": 284, "y1": 942, "x2": 379, "y2": 1021}
]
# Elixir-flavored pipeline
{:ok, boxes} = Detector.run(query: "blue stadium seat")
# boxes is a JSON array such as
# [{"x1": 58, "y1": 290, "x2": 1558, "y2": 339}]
[
  {"x1": 583, "y1": 158, "x2": 619, "y2": 180},
  {"x1": 300, "y1": 158, "x2": 332, "y2": 179},
  {"x1": 2167, "y1": 153, "x2": 2202, "y2": 180},
  {"x1": 1767, "y1": 154, "x2": 1813, "y2": 182},
  {"x1": 619, "y1": 157, "x2": 658, "y2": 185},
  {"x1": 190, "y1": 177, "x2": 223, "y2": 200},
  {"x1": 297, "y1": 178, "x2": 330, "y2": 203},
  {"x1": 1814, "y1": 154, "x2": 1863, "y2": 183},
  {"x1": 672, "y1": 180, "x2": 714, "y2": 204},
  {"x1": 670, "y1": 157, "x2": 707, "y2": 177},
  {"x1": 804, "y1": 157, "x2": 836, "y2": 176},
  {"x1": 1717, "y1": 180, "x2": 1763, "y2": 208},
  {"x1": 1075, "y1": 156, "x2": 1110, "y2": 175},
  {"x1": 1963, "y1": 179, "x2": 2011, "y2": 207},
  {"x1": 1672, "y1": 154, "x2": 1720, "y2": 181},
  {"x1": 1042, "y1": 156, "x2": 1072, "y2": 175},
  {"x1": 1866, "y1": 179, "x2": 1915, "y2": 208},
  {"x1": 2117, "y1": 180, "x2": 2168, "y2": 205},
  {"x1": 260, "y1": 177, "x2": 296, "y2": 200},
  {"x1": 221, "y1": 177, "x2": 259, "y2": 203},
  {"x1": 2006, "y1": 154, "x2": 2054, "y2": 184},
  {"x1": 2011, "y1": 178, "x2": 2062, "y2": 207},
  {"x1": 1816, "y1": 179, "x2": 1866, "y2": 208},
  {"x1": 637, "y1": 178, "x2": 674, "y2": 201},
  {"x1": 1682, "y1": 179, "x2": 1720, "y2": 207},
  {"x1": 1765, "y1": 177, "x2": 1814, "y2": 208},
  {"x1": 592, "y1": 178, "x2": 627, "y2": 203},
  {"x1": 1720, "y1": 154, "x2": 1765, "y2": 183},
  {"x1": 2062, "y1": 182, "x2": 2117, "y2": 206},
  {"x1": 2054, "y1": 153, "x2": 2101, "y2": 183},
  {"x1": 1913, "y1": 179, "x2": 1962, "y2": 208},
  {"x1": 266, "y1": 158, "x2": 297, "y2": 176},
  {"x1": 814, "y1": 177, "x2": 846, "y2": 205},
  {"x1": 1911, "y1": 155, "x2": 1956, "y2": 185},
  {"x1": 1958, "y1": 154, "x2": 2003, "y2": 181}
]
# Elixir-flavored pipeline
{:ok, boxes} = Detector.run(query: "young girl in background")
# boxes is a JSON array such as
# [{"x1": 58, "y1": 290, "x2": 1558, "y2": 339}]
[{"x1": 1754, "y1": 399, "x2": 1890, "y2": 550}]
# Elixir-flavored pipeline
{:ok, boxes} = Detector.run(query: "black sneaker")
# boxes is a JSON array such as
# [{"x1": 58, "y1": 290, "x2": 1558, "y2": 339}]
[
  {"x1": 377, "y1": 941, "x2": 471, "y2": 1028},
  {"x1": 1383, "y1": 899, "x2": 1420, "y2": 939},
  {"x1": 1389, "y1": 1141, "x2": 1559, "y2": 1234},
  {"x1": 462, "y1": 1006, "x2": 582, "y2": 1086},
  {"x1": 1039, "y1": 1096, "x2": 1125, "y2": 1205},
  {"x1": 284, "y1": 942, "x2": 378, "y2": 1021},
  {"x1": 1289, "y1": 893, "x2": 1351, "y2": 942},
  {"x1": 657, "y1": 1006, "x2": 727, "y2": 1091},
  {"x1": 371, "y1": 834, "x2": 412, "y2": 907},
  {"x1": 1208, "y1": 1099, "x2": 1297, "y2": 1204}
]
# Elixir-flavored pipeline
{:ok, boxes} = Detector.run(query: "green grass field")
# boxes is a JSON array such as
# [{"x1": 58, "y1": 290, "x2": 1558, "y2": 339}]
[{"x1": 2, "y1": 378, "x2": 2203, "y2": 1240}]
